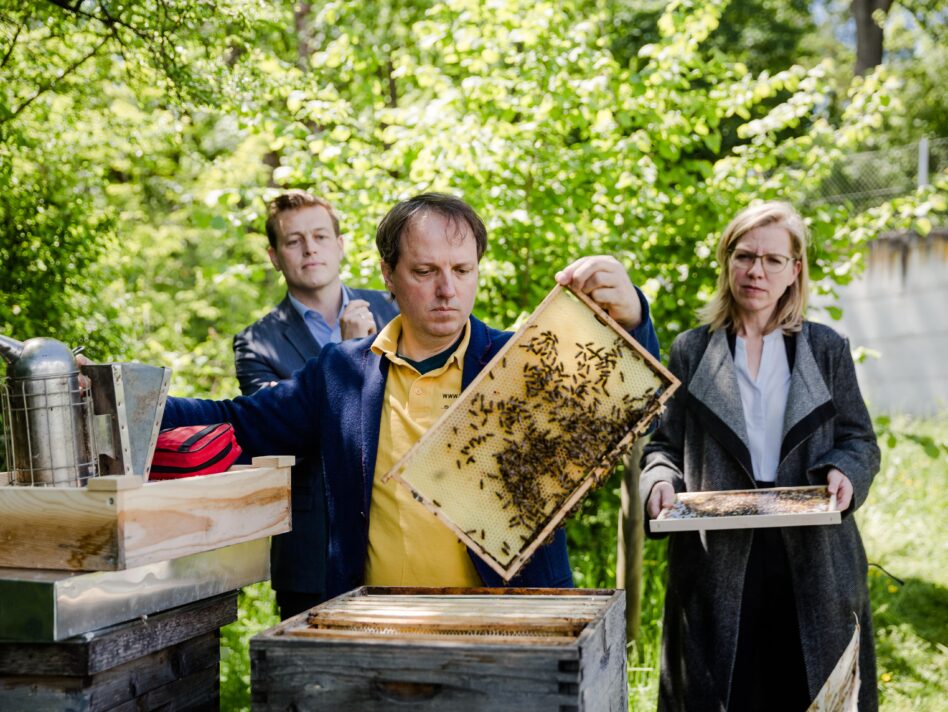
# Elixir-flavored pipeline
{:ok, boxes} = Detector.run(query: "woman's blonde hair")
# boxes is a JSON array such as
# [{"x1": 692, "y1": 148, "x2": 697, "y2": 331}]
[{"x1": 698, "y1": 201, "x2": 809, "y2": 334}]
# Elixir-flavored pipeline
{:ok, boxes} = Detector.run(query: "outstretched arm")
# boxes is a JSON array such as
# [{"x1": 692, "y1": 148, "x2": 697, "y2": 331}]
[
  {"x1": 164, "y1": 355, "x2": 324, "y2": 461},
  {"x1": 234, "y1": 330, "x2": 281, "y2": 395}
]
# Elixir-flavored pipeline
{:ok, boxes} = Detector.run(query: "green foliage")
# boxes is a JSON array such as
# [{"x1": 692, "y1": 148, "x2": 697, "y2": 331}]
[
  {"x1": 220, "y1": 582, "x2": 279, "y2": 711},
  {"x1": 255, "y1": 0, "x2": 941, "y2": 354},
  {"x1": 0, "y1": 0, "x2": 289, "y2": 386},
  {"x1": 607, "y1": 0, "x2": 816, "y2": 75},
  {"x1": 3, "y1": 0, "x2": 943, "y2": 375},
  {"x1": 874, "y1": 413, "x2": 948, "y2": 458},
  {"x1": 567, "y1": 475, "x2": 621, "y2": 589},
  {"x1": 858, "y1": 416, "x2": 948, "y2": 711},
  {"x1": 0, "y1": 142, "x2": 121, "y2": 355}
]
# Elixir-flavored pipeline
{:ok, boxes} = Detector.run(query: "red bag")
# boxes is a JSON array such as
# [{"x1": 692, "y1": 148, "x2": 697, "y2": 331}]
[{"x1": 150, "y1": 424, "x2": 242, "y2": 480}]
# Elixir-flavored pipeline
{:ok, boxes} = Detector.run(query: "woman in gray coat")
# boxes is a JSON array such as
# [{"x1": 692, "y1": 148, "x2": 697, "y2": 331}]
[{"x1": 641, "y1": 202, "x2": 880, "y2": 711}]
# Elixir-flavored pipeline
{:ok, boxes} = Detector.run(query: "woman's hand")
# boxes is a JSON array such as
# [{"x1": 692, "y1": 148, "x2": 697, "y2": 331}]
[
  {"x1": 826, "y1": 468, "x2": 853, "y2": 511},
  {"x1": 647, "y1": 481, "x2": 677, "y2": 519}
]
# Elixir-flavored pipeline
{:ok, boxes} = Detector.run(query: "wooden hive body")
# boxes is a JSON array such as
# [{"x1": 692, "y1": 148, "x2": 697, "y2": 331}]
[
  {"x1": 384, "y1": 285, "x2": 678, "y2": 580},
  {"x1": 251, "y1": 587, "x2": 628, "y2": 711},
  {"x1": 0, "y1": 456, "x2": 293, "y2": 571},
  {"x1": 0, "y1": 593, "x2": 236, "y2": 711}
]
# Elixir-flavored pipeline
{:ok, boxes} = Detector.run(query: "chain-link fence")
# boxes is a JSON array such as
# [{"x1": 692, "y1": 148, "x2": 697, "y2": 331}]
[{"x1": 813, "y1": 136, "x2": 947, "y2": 209}]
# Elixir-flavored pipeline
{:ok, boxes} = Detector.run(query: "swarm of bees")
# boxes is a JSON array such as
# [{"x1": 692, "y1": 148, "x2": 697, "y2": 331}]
[
  {"x1": 460, "y1": 330, "x2": 660, "y2": 542},
  {"x1": 667, "y1": 487, "x2": 833, "y2": 519}
]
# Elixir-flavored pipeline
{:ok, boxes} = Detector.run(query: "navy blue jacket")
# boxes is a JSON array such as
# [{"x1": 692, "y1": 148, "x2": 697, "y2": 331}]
[
  {"x1": 166, "y1": 295, "x2": 659, "y2": 597},
  {"x1": 233, "y1": 288, "x2": 398, "y2": 598}
]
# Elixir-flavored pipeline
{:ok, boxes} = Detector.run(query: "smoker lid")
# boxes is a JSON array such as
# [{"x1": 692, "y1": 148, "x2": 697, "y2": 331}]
[{"x1": 9, "y1": 337, "x2": 78, "y2": 379}]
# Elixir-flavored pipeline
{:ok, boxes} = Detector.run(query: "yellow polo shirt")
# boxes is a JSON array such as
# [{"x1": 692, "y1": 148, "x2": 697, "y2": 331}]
[{"x1": 366, "y1": 316, "x2": 482, "y2": 587}]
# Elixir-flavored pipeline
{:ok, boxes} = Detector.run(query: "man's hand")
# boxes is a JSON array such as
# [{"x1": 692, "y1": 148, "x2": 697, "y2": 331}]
[
  {"x1": 75, "y1": 353, "x2": 94, "y2": 390},
  {"x1": 826, "y1": 468, "x2": 853, "y2": 511},
  {"x1": 555, "y1": 256, "x2": 643, "y2": 331},
  {"x1": 647, "y1": 482, "x2": 676, "y2": 519},
  {"x1": 340, "y1": 299, "x2": 378, "y2": 340}
]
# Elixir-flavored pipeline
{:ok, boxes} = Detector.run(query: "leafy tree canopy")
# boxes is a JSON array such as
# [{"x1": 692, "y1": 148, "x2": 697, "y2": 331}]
[{"x1": 0, "y1": 0, "x2": 944, "y2": 397}]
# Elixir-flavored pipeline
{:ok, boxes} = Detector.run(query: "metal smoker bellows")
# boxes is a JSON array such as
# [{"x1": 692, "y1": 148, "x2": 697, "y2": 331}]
[{"x1": 0, "y1": 334, "x2": 171, "y2": 487}]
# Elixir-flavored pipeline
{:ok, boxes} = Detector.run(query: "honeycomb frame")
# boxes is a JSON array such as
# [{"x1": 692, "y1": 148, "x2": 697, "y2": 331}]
[{"x1": 383, "y1": 284, "x2": 680, "y2": 581}]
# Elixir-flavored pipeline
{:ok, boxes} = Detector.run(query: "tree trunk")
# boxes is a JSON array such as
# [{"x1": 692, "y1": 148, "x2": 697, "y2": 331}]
[
  {"x1": 294, "y1": 3, "x2": 312, "y2": 70},
  {"x1": 852, "y1": 0, "x2": 893, "y2": 75},
  {"x1": 617, "y1": 438, "x2": 645, "y2": 645}
]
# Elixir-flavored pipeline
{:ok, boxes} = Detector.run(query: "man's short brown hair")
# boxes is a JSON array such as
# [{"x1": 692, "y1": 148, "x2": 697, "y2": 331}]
[
  {"x1": 265, "y1": 191, "x2": 340, "y2": 248},
  {"x1": 375, "y1": 193, "x2": 487, "y2": 269}
]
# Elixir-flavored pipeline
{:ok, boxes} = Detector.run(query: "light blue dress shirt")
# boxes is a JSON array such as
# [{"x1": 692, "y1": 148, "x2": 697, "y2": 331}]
[
  {"x1": 288, "y1": 287, "x2": 350, "y2": 348},
  {"x1": 734, "y1": 330, "x2": 791, "y2": 483}
]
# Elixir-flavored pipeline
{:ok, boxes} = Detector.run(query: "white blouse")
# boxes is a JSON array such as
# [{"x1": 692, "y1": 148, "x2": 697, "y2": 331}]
[{"x1": 734, "y1": 330, "x2": 791, "y2": 483}]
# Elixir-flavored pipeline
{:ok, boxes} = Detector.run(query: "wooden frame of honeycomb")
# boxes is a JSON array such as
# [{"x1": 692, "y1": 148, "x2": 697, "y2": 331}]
[
  {"x1": 649, "y1": 485, "x2": 841, "y2": 533},
  {"x1": 382, "y1": 284, "x2": 679, "y2": 581}
]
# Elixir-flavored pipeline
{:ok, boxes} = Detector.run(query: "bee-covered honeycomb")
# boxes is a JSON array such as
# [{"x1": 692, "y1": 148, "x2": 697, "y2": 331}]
[{"x1": 384, "y1": 285, "x2": 678, "y2": 580}]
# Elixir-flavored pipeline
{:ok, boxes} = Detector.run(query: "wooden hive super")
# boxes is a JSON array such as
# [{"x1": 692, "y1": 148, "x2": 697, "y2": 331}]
[
  {"x1": 384, "y1": 285, "x2": 678, "y2": 580},
  {"x1": 0, "y1": 456, "x2": 293, "y2": 571},
  {"x1": 251, "y1": 587, "x2": 627, "y2": 711}
]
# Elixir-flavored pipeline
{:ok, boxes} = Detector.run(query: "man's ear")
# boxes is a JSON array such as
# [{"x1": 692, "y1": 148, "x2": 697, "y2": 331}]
[
  {"x1": 381, "y1": 261, "x2": 395, "y2": 293},
  {"x1": 268, "y1": 246, "x2": 281, "y2": 272}
]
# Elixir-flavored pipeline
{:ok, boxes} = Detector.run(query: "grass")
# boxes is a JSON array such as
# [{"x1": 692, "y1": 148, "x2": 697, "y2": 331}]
[
  {"x1": 858, "y1": 416, "x2": 947, "y2": 710},
  {"x1": 219, "y1": 416, "x2": 947, "y2": 710},
  {"x1": 220, "y1": 581, "x2": 278, "y2": 711}
]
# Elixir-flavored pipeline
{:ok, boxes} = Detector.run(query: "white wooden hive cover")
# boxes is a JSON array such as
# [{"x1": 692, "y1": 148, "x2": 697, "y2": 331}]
[{"x1": 383, "y1": 284, "x2": 679, "y2": 581}]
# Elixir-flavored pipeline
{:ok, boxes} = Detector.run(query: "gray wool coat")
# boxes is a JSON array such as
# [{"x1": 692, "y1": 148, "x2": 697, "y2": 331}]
[{"x1": 641, "y1": 322, "x2": 880, "y2": 711}]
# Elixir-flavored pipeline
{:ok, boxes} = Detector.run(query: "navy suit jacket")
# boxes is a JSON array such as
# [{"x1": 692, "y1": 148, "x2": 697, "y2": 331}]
[
  {"x1": 232, "y1": 287, "x2": 398, "y2": 596},
  {"x1": 172, "y1": 296, "x2": 659, "y2": 597}
]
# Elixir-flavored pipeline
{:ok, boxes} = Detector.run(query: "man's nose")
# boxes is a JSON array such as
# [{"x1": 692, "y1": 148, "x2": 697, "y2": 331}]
[
  {"x1": 302, "y1": 236, "x2": 318, "y2": 254},
  {"x1": 435, "y1": 272, "x2": 456, "y2": 298}
]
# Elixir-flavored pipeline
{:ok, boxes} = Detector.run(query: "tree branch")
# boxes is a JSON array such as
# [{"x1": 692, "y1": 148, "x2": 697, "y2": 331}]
[
  {"x1": 1, "y1": 23, "x2": 21, "y2": 69},
  {"x1": 45, "y1": 0, "x2": 157, "y2": 46},
  {"x1": 3, "y1": 33, "x2": 110, "y2": 125}
]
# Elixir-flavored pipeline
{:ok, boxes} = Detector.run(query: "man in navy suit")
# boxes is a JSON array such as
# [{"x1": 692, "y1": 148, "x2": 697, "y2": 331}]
[
  {"x1": 166, "y1": 193, "x2": 659, "y2": 610},
  {"x1": 234, "y1": 191, "x2": 398, "y2": 618}
]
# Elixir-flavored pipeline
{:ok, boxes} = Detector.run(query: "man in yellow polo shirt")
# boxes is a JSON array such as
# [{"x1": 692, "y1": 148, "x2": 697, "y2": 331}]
[
  {"x1": 367, "y1": 316, "x2": 481, "y2": 586},
  {"x1": 363, "y1": 194, "x2": 660, "y2": 589},
  {"x1": 162, "y1": 193, "x2": 661, "y2": 596}
]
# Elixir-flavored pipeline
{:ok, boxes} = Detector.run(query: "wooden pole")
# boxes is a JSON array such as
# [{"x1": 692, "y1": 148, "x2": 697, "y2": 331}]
[{"x1": 617, "y1": 438, "x2": 645, "y2": 645}]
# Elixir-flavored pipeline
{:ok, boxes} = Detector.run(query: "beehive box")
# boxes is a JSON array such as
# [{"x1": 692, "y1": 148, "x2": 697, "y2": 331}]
[
  {"x1": 251, "y1": 587, "x2": 627, "y2": 712},
  {"x1": 384, "y1": 285, "x2": 678, "y2": 580},
  {"x1": 0, "y1": 455, "x2": 293, "y2": 571},
  {"x1": 649, "y1": 485, "x2": 841, "y2": 533},
  {"x1": 0, "y1": 592, "x2": 236, "y2": 711}
]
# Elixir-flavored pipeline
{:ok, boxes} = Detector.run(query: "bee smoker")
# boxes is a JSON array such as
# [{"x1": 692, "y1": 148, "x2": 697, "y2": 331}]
[{"x1": 0, "y1": 334, "x2": 170, "y2": 487}]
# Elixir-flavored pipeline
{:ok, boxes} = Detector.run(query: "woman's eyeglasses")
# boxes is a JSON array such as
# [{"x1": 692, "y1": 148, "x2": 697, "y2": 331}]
[{"x1": 729, "y1": 249, "x2": 797, "y2": 274}]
